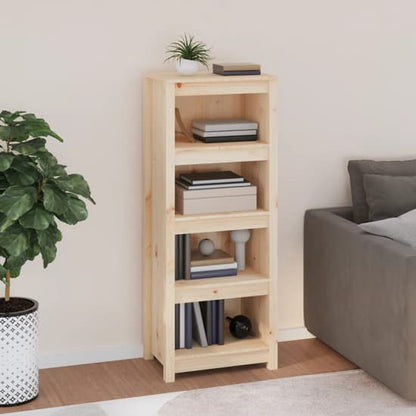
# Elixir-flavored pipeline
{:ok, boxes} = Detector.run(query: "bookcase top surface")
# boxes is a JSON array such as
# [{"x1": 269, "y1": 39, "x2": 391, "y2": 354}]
[{"x1": 145, "y1": 72, "x2": 277, "y2": 83}]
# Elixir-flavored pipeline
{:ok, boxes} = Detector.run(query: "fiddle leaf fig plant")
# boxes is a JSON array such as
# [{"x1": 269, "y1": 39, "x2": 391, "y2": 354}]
[{"x1": 0, "y1": 111, "x2": 95, "y2": 302}]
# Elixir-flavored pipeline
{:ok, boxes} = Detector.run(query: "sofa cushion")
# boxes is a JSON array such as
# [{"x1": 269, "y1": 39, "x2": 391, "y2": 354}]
[
  {"x1": 363, "y1": 174, "x2": 416, "y2": 221},
  {"x1": 348, "y1": 159, "x2": 416, "y2": 223},
  {"x1": 359, "y1": 208, "x2": 416, "y2": 249}
]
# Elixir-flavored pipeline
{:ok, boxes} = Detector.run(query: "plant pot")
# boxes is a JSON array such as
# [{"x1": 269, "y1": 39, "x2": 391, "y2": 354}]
[
  {"x1": 0, "y1": 298, "x2": 39, "y2": 406},
  {"x1": 175, "y1": 59, "x2": 199, "y2": 75}
]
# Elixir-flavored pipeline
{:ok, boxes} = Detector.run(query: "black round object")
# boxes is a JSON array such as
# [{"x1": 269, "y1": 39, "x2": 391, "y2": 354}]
[{"x1": 227, "y1": 315, "x2": 252, "y2": 339}]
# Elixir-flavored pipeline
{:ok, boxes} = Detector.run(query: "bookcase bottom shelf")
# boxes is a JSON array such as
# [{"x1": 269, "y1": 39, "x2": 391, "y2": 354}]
[{"x1": 175, "y1": 335, "x2": 268, "y2": 373}]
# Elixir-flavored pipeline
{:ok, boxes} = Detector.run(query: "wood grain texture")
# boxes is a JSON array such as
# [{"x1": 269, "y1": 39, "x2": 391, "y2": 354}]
[{"x1": 0, "y1": 339, "x2": 357, "y2": 414}]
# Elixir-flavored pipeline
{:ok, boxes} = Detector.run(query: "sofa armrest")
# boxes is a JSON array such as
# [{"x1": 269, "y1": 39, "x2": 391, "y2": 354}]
[{"x1": 304, "y1": 207, "x2": 416, "y2": 398}]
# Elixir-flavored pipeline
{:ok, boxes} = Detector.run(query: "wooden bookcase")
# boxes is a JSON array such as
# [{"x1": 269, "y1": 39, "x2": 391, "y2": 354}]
[{"x1": 142, "y1": 72, "x2": 278, "y2": 382}]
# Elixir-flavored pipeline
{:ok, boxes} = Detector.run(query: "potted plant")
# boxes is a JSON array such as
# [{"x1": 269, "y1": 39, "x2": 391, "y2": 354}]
[
  {"x1": 0, "y1": 111, "x2": 94, "y2": 406},
  {"x1": 165, "y1": 33, "x2": 211, "y2": 75}
]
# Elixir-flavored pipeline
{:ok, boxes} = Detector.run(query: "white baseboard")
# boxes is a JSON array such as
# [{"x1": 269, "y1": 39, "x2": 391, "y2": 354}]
[
  {"x1": 39, "y1": 343, "x2": 143, "y2": 369},
  {"x1": 278, "y1": 326, "x2": 315, "y2": 342},
  {"x1": 39, "y1": 328, "x2": 313, "y2": 369}
]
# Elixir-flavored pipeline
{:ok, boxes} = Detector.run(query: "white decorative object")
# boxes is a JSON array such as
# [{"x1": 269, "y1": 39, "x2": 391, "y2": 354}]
[
  {"x1": 230, "y1": 229, "x2": 251, "y2": 270},
  {"x1": 198, "y1": 238, "x2": 215, "y2": 256},
  {"x1": 176, "y1": 59, "x2": 199, "y2": 76},
  {"x1": 0, "y1": 299, "x2": 39, "y2": 406}
]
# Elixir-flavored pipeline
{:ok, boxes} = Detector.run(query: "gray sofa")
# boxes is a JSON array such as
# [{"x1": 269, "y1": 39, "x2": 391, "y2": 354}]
[{"x1": 304, "y1": 207, "x2": 416, "y2": 400}]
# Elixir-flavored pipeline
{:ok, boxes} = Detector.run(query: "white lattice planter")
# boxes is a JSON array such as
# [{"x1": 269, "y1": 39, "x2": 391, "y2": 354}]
[{"x1": 0, "y1": 298, "x2": 39, "y2": 406}]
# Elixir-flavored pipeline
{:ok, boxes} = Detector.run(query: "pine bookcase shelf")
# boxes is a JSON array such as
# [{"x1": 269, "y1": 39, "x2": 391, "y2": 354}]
[
  {"x1": 175, "y1": 138, "x2": 269, "y2": 166},
  {"x1": 175, "y1": 335, "x2": 269, "y2": 373},
  {"x1": 175, "y1": 268, "x2": 269, "y2": 303},
  {"x1": 143, "y1": 72, "x2": 278, "y2": 382},
  {"x1": 174, "y1": 209, "x2": 269, "y2": 234}
]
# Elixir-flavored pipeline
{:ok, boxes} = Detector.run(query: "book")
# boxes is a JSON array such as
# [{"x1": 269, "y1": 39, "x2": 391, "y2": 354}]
[
  {"x1": 184, "y1": 234, "x2": 191, "y2": 280},
  {"x1": 217, "y1": 300, "x2": 224, "y2": 345},
  {"x1": 192, "y1": 302, "x2": 208, "y2": 347},
  {"x1": 185, "y1": 303, "x2": 193, "y2": 349},
  {"x1": 191, "y1": 249, "x2": 234, "y2": 267},
  {"x1": 191, "y1": 261, "x2": 238, "y2": 273},
  {"x1": 180, "y1": 171, "x2": 244, "y2": 185},
  {"x1": 190, "y1": 268, "x2": 237, "y2": 279},
  {"x1": 178, "y1": 235, "x2": 183, "y2": 280},
  {"x1": 179, "y1": 303, "x2": 185, "y2": 348},
  {"x1": 175, "y1": 304, "x2": 180, "y2": 349},
  {"x1": 201, "y1": 301, "x2": 213, "y2": 345},
  {"x1": 177, "y1": 184, "x2": 257, "y2": 200},
  {"x1": 175, "y1": 236, "x2": 179, "y2": 280},
  {"x1": 192, "y1": 119, "x2": 258, "y2": 132},
  {"x1": 213, "y1": 63, "x2": 261, "y2": 71},
  {"x1": 213, "y1": 69, "x2": 262, "y2": 76},
  {"x1": 212, "y1": 300, "x2": 218, "y2": 344},
  {"x1": 193, "y1": 134, "x2": 258, "y2": 143},
  {"x1": 191, "y1": 128, "x2": 257, "y2": 138},
  {"x1": 175, "y1": 178, "x2": 251, "y2": 190}
]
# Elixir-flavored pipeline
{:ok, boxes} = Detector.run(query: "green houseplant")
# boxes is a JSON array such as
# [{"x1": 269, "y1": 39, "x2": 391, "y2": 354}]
[
  {"x1": 0, "y1": 110, "x2": 94, "y2": 406},
  {"x1": 165, "y1": 33, "x2": 211, "y2": 75}
]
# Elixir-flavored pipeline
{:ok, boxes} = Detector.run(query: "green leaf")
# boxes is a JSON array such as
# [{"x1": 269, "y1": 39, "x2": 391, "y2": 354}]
[
  {"x1": 58, "y1": 196, "x2": 88, "y2": 225},
  {"x1": 0, "y1": 126, "x2": 11, "y2": 140},
  {"x1": 19, "y1": 205, "x2": 53, "y2": 230},
  {"x1": 54, "y1": 174, "x2": 95, "y2": 203},
  {"x1": 48, "y1": 164, "x2": 67, "y2": 178},
  {"x1": 12, "y1": 138, "x2": 46, "y2": 155},
  {"x1": 36, "y1": 151, "x2": 57, "y2": 175},
  {"x1": 37, "y1": 225, "x2": 60, "y2": 267},
  {"x1": 42, "y1": 183, "x2": 68, "y2": 215},
  {"x1": 4, "y1": 155, "x2": 40, "y2": 186},
  {"x1": 9, "y1": 125, "x2": 29, "y2": 142},
  {"x1": 0, "y1": 173, "x2": 8, "y2": 190},
  {"x1": 0, "y1": 213, "x2": 14, "y2": 232},
  {"x1": 0, "y1": 223, "x2": 29, "y2": 256},
  {"x1": 0, "y1": 264, "x2": 6, "y2": 279},
  {"x1": 9, "y1": 266, "x2": 21, "y2": 278},
  {"x1": 0, "y1": 185, "x2": 37, "y2": 220},
  {"x1": 4, "y1": 252, "x2": 28, "y2": 270},
  {"x1": 0, "y1": 153, "x2": 14, "y2": 171}
]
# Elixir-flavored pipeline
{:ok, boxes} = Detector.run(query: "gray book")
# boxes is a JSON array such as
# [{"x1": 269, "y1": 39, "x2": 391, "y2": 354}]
[
  {"x1": 201, "y1": 301, "x2": 213, "y2": 345},
  {"x1": 192, "y1": 119, "x2": 258, "y2": 132},
  {"x1": 192, "y1": 128, "x2": 257, "y2": 138},
  {"x1": 179, "y1": 303, "x2": 185, "y2": 348},
  {"x1": 192, "y1": 302, "x2": 208, "y2": 347},
  {"x1": 218, "y1": 300, "x2": 224, "y2": 345},
  {"x1": 184, "y1": 234, "x2": 191, "y2": 280},
  {"x1": 175, "y1": 304, "x2": 180, "y2": 349}
]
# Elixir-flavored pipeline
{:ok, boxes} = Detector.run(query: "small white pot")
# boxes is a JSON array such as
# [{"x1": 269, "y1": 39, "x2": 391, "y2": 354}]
[
  {"x1": 0, "y1": 298, "x2": 39, "y2": 406},
  {"x1": 175, "y1": 59, "x2": 199, "y2": 76}
]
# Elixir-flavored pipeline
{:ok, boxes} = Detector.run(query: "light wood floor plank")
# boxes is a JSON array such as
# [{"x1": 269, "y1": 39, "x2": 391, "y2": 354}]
[{"x1": 0, "y1": 339, "x2": 356, "y2": 414}]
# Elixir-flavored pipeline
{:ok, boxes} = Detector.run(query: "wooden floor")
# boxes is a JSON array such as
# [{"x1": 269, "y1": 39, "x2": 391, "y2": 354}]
[{"x1": 0, "y1": 339, "x2": 356, "y2": 414}]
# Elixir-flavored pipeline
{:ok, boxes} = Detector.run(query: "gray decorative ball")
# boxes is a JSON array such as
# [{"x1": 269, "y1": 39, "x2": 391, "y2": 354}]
[{"x1": 198, "y1": 239, "x2": 215, "y2": 256}]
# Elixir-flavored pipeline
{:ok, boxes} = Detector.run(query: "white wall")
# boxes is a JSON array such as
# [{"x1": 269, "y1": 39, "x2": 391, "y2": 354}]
[{"x1": 1, "y1": 0, "x2": 416, "y2": 367}]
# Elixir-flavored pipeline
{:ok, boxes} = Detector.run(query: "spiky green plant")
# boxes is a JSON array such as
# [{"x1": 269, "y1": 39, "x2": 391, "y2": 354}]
[
  {"x1": 0, "y1": 111, "x2": 95, "y2": 302},
  {"x1": 165, "y1": 34, "x2": 211, "y2": 68}
]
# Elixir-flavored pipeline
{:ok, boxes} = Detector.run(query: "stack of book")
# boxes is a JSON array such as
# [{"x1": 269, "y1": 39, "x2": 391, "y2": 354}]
[
  {"x1": 213, "y1": 62, "x2": 261, "y2": 76},
  {"x1": 190, "y1": 249, "x2": 237, "y2": 279},
  {"x1": 175, "y1": 300, "x2": 225, "y2": 349},
  {"x1": 191, "y1": 119, "x2": 258, "y2": 143},
  {"x1": 175, "y1": 171, "x2": 257, "y2": 215}
]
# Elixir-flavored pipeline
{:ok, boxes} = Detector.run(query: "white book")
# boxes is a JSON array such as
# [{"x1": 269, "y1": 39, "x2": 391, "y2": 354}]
[
  {"x1": 191, "y1": 262, "x2": 238, "y2": 273},
  {"x1": 192, "y1": 128, "x2": 257, "y2": 137},
  {"x1": 192, "y1": 302, "x2": 208, "y2": 347},
  {"x1": 192, "y1": 118, "x2": 258, "y2": 132},
  {"x1": 179, "y1": 303, "x2": 185, "y2": 349}
]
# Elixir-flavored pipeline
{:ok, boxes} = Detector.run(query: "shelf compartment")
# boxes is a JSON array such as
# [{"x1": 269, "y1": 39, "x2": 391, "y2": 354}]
[
  {"x1": 175, "y1": 139, "x2": 269, "y2": 166},
  {"x1": 175, "y1": 334, "x2": 268, "y2": 373},
  {"x1": 175, "y1": 268, "x2": 269, "y2": 303},
  {"x1": 175, "y1": 209, "x2": 269, "y2": 234}
]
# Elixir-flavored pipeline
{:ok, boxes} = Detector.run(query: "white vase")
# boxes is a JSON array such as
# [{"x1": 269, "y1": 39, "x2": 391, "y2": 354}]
[
  {"x1": 0, "y1": 298, "x2": 39, "y2": 406},
  {"x1": 175, "y1": 59, "x2": 199, "y2": 76}
]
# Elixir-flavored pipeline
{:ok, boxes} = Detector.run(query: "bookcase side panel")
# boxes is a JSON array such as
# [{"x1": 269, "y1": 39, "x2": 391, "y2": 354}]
[
  {"x1": 142, "y1": 77, "x2": 154, "y2": 360},
  {"x1": 151, "y1": 80, "x2": 176, "y2": 382}
]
